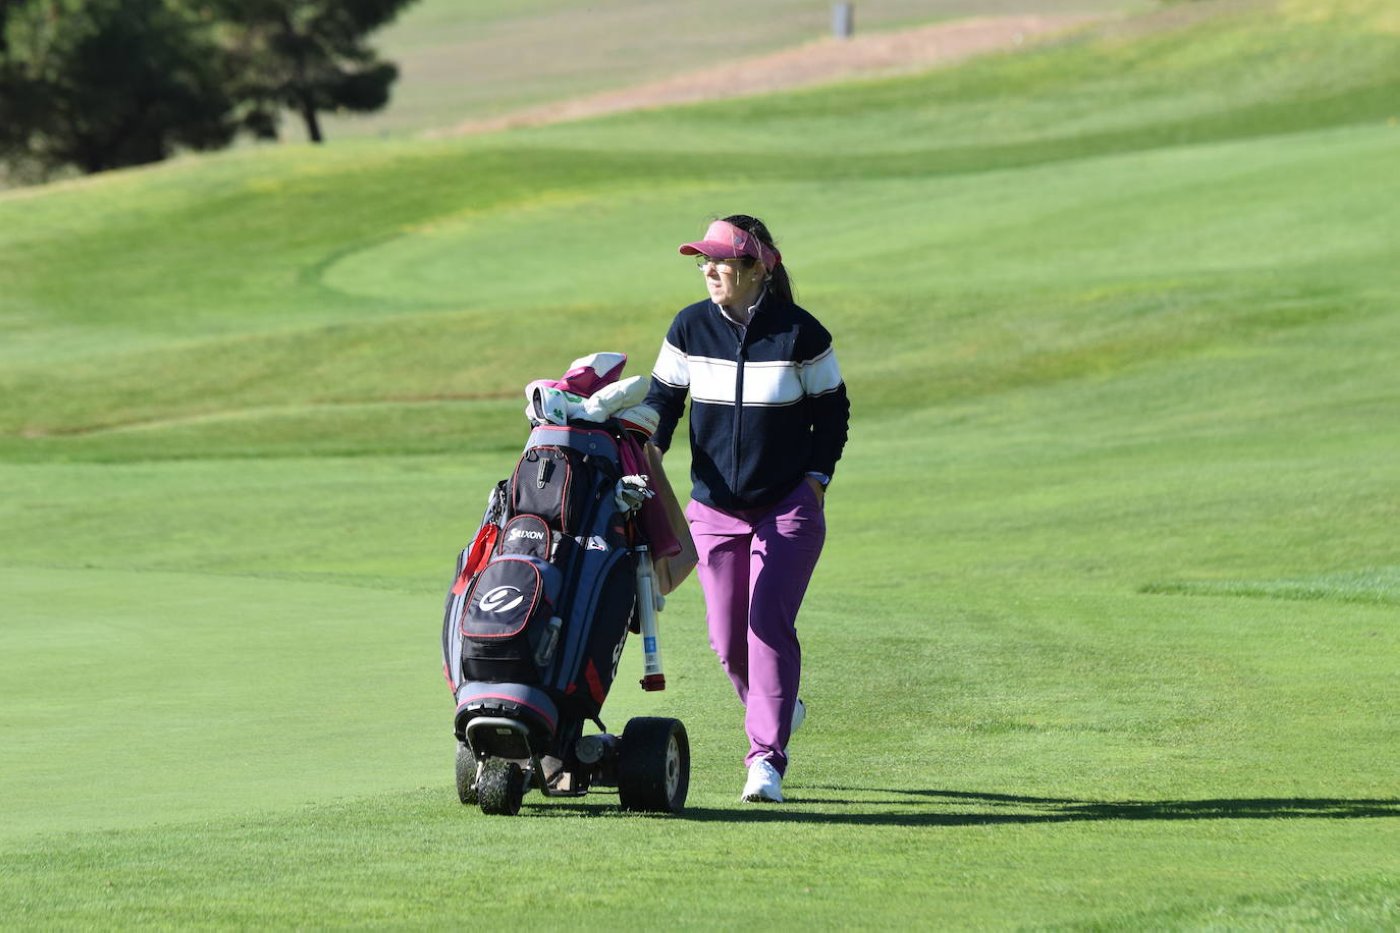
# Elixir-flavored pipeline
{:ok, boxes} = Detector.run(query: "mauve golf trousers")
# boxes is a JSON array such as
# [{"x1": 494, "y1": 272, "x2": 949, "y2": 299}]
[{"x1": 685, "y1": 480, "x2": 826, "y2": 776}]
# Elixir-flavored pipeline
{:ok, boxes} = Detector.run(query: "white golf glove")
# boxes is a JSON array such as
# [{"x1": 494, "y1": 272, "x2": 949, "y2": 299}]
[{"x1": 613, "y1": 474, "x2": 654, "y2": 513}]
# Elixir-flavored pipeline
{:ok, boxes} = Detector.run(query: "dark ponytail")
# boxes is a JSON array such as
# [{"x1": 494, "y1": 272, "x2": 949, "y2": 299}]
[{"x1": 722, "y1": 214, "x2": 795, "y2": 306}]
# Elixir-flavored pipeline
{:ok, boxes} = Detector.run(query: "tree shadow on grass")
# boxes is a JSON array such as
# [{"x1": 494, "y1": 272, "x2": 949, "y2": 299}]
[{"x1": 665, "y1": 789, "x2": 1400, "y2": 826}]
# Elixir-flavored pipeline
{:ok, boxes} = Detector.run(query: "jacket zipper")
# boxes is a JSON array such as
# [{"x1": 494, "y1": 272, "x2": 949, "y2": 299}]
[{"x1": 731, "y1": 322, "x2": 748, "y2": 493}]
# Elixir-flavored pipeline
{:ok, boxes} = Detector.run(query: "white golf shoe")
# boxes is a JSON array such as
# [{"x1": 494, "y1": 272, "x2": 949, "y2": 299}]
[{"x1": 741, "y1": 758, "x2": 784, "y2": 803}]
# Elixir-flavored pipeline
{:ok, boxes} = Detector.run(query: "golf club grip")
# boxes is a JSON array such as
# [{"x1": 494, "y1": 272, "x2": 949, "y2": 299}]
[{"x1": 634, "y1": 546, "x2": 666, "y2": 691}]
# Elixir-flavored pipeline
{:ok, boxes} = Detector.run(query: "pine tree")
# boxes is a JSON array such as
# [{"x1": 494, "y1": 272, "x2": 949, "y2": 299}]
[
  {"x1": 0, "y1": 0, "x2": 239, "y2": 176},
  {"x1": 215, "y1": 0, "x2": 415, "y2": 143}
]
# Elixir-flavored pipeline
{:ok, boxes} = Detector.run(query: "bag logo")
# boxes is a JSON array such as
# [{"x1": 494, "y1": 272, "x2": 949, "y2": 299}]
[
  {"x1": 479, "y1": 585, "x2": 526, "y2": 613},
  {"x1": 509, "y1": 529, "x2": 545, "y2": 541}
]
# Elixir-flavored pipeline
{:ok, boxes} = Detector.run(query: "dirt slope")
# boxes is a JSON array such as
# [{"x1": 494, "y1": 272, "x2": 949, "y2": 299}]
[{"x1": 433, "y1": 14, "x2": 1103, "y2": 137}]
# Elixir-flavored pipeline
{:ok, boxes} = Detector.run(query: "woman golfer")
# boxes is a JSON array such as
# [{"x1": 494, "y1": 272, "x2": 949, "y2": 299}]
[{"x1": 644, "y1": 215, "x2": 850, "y2": 802}]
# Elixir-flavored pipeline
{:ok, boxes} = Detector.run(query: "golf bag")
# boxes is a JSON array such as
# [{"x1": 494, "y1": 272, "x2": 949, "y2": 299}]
[{"x1": 442, "y1": 423, "x2": 638, "y2": 759}]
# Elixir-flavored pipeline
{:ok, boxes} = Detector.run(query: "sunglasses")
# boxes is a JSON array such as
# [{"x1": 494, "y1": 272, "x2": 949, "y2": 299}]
[{"x1": 695, "y1": 256, "x2": 756, "y2": 272}]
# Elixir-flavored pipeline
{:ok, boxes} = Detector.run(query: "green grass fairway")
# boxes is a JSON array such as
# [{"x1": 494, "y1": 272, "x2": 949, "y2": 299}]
[{"x1": 2, "y1": 0, "x2": 1397, "y2": 926}]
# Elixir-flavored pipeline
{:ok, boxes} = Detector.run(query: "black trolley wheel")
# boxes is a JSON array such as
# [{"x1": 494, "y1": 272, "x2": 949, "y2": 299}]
[
  {"x1": 477, "y1": 758, "x2": 526, "y2": 816},
  {"x1": 617, "y1": 717, "x2": 689, "y2": 814}
]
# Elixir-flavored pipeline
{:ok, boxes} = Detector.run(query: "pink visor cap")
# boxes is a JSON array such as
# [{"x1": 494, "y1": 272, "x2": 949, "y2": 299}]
[{"x1": 678, "y1": 220, "x2": 781, "y2": 270}]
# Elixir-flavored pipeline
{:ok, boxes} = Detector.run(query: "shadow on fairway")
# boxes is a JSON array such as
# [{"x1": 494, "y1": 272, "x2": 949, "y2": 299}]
[{"x1": 668, "y1": 791, "x2": 1400, "y2": 826}]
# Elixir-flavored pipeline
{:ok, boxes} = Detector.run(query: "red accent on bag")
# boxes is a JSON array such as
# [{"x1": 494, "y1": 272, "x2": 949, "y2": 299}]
[
  {"x1": 451, "y1": 523, "x2": 499, "y2": 595},
  {"x1": 584, "y1": 658, "x2": 607, "y2": 706}
]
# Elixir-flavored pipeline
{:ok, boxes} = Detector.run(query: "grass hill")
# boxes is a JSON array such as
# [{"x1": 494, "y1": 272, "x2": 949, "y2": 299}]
[
  {"x1": 320, "y1": 0, "x2": 1152, "y2": 138},
  {"x1": 1, "y1": 0, "x2": 1396, "y2": 926}
]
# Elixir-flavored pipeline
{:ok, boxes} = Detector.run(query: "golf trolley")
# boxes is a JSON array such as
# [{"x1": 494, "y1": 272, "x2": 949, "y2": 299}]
[
  {"x1": 444, "y1": 416, "x2": 691, "y2": 817},
  {"x1": 456, "y1": 711, "x2": 689, "y2": 816}
]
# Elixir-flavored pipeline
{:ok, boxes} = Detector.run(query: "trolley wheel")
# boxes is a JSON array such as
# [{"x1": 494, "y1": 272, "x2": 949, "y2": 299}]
[
  {"x1": 477, "y1": 758, "x2": 526, "y2": 816},
  {"x1": 617, "y1": 717, "x2": 689, "y2": 814},
  {"x1": 455, "y1": 743, "x2": 480, "y2": 805}
]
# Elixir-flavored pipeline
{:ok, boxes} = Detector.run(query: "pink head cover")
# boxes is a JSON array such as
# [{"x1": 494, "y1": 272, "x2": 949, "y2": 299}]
[
  {"x1": 677, "y1": 220, "x2": 781, "y2": 270},
  {"x1": 540, "y1": 351, "x2": 627, "y2": 397}
]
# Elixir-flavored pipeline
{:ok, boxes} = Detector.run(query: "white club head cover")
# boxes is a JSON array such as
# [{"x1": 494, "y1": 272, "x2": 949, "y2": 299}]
[
  {"x1": 615, "y1": 403, "x2": 660, "y2": 439},
  {"x1": 524, "y1": 383, "x2": 582, "y2": 426},
  {"x1": 576, "y1": 375, "x2": 649, "y2": 422}
]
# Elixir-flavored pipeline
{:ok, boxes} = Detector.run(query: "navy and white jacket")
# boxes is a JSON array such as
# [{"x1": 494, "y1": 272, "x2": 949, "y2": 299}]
[{"x1": 645, "y1": 292, "x2": 850, "y2": 513}]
